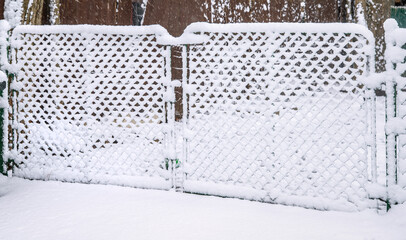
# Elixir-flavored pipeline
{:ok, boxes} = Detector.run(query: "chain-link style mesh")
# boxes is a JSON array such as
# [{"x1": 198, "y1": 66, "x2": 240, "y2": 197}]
[
  {"x1": 182, "y1": 23, "x2": 375, "y2": 210},
  {"x1": 10, "y1": 26, "x2": 173, "y2": 189}
]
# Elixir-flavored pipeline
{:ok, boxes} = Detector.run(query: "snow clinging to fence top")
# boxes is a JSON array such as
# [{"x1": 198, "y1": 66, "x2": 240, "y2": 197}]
[{"x1": 2, "y1": 20, "x2": 405, "y2": 211}]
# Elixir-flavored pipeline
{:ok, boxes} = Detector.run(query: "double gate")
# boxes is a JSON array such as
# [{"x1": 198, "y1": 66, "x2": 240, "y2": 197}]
[{"x1": 0, "y1": 22, "x2": 387, "y2": 211}]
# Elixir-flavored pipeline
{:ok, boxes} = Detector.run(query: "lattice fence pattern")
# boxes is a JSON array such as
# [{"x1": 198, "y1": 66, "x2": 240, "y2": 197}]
[
  {"x1": 385, "y1": 21, "x2": 406, "y2": 197},
  {"x1": 10, "y1": 26, "x2": 173, "y2": 189},
  {"x1": 182, "y1": 23, "x2": 376, "y2": 211},
  {"x1": 2, "y1": 22, "x2": 387, "y2": 211}
]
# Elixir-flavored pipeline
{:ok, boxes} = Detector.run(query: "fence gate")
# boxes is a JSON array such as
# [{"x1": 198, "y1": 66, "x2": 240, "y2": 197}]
[
  {"x1": 181, "y1": 23, "x2": 377, "y2": 211},
  {"x1": 2, "y1": 22, "x2": 390, "y2": 211},
  {"x1": 10, "y1": 25, "x2": 175, "y2": 189}
]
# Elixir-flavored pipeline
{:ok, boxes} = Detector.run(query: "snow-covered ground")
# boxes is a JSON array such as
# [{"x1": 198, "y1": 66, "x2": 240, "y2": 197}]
[{"x1": 0, "y1": 176, "x2": 405, "y2": 240}]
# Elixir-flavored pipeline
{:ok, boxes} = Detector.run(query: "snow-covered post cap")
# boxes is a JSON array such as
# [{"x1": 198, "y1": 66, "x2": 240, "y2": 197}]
[
  {"x1": 0, "y1": 20, "x2": 10, "y2": 73},
  {"x1": 0, "y1": 71, "x2": 7, "y2": 82},
  {"x1": 384, "y1": 19, "x2": 400, "y2": 72},
  {"x1": 384, "y1": 19, "x2": 399, "y2": 34},
  {"x1": 384, "y1": 19, "x2": 400, "y2": 49},
  {"x1": 0, "y1": 20, "x2": 11, "y2": 32},
  {"x1": 0, "y1": 20, "x2": 10, "y2": 47}
]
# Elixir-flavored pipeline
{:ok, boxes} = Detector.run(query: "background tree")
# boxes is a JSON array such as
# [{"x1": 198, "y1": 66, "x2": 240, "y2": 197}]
[
  {"x1": 21, "y1": 0, "x2": 45, "y2": 25},
  {"x1": 362, "y1": 0, "x2": 395, "y2": 71},
  {"x1": 49, "y1": 0, "x2": 60, "y2": 25}
]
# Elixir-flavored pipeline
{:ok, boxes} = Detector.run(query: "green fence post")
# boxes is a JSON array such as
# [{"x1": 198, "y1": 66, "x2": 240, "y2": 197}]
[
  {"x1": 0, "y1": 80, "x2": 4, "y2": 175},
  {"x1": 0, "y1": 21, "x2": 11, "y2": 176},
  {"x1": 391, "y1": 7, "x2": 406, "y2": 28},
  {"x1": 0, "y1": 44, "x2": 7, "y2": 176},
  {"x1": 0, "y1": 71, "x2": 7, "y2": 176}
]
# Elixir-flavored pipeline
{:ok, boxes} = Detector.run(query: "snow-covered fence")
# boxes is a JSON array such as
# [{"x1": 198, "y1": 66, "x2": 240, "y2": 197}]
[
  {"x1": 9, "y1": 25, "x2": 175, "y2": 190},
  {"x1": 385, "y1": 19, "x2": 406, "y2": 205},
  {"x1": 181, "y1": 23, "x2": 377, "y2": 211},
  {"x1": 1, "y1": 21, "x2": 389, "y2": 211}
]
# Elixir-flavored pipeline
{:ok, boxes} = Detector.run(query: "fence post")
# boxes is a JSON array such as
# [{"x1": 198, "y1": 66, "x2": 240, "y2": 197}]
[
  {"x1": 0, "y1": 72, "x2": 6, "y2": 175},
  {"x1": 385, "y1": 78, "x2": 397, "y2": 210},
  {"x1": 162, "y1": 45, "x2": 177, "y2": 189},
  {"x1": 384, "y1": 19, "x2": 403, "y2": 210},
  {"x1": 180, "y1": 44, "x2": 189, "y2": 192},
  {"x1": 0, "y1": 20, "x2": 10, "y2": 176}
]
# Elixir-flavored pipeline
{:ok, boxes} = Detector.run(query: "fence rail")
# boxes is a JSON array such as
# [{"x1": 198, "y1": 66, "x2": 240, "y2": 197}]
[{"x1": 0, "y1": 20, "x2": 404, "y2": 211}]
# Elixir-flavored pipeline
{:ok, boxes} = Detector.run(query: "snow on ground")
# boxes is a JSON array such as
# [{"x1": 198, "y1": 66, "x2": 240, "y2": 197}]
[{"x1": 0, "y1": 176, "x2": 405, "y2": 240}]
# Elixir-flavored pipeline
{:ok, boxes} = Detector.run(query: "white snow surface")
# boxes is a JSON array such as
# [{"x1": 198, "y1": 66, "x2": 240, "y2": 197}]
[
  {"x1": 183, "y1": 22, "x2": 375, "y2": 41},
  {"x1": 0, "y1": 176, "x2": 405, "y2": 240},
  {"x1": 13, "y1": 24, "x2": 169, "y2": 35}
]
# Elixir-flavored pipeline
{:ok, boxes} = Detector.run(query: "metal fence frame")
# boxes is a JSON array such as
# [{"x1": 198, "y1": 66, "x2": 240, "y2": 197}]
[
  {"x1": 0, "y1": 20, "x2": 404, "y2": 211},
  {"x1": 180, "y1": 22, "x2": 378, "y2": 211},
  {"x1": 8, "y1": 24, "x2": 176, "y2": 190}
]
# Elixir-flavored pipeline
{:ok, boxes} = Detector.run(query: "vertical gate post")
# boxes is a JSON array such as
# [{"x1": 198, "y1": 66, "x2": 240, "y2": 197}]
[
  {"x1": 364, "y1": 48, "x2": 378, "y2": 192},
  {"x1": 179, "y1": 44, "x2": 189, "y2": 192},
  {"x1": 163, "y1": 45, "x2": 178, "y2": 189},
  {"x1": 385, "y1": 78, "x2": 398, "y2": 210},
  {"x1": 0, "y1": 20, "x2": 10, "y2": 176},
  {"x1": 160, "y1": 36, "x2": 199, "y2": 191},
  {"x1": 384, "y1": 19, "x2": 402, "y2": 210},
  {"x1": 9, "y1": 29, "x2": 19, "y2": 177},
  {"x1": 0, "y1": 72, "x2": 6, "y2": 175},
  {"x1": 370, "y1": 91, "x2": 378, "y2": 185}
]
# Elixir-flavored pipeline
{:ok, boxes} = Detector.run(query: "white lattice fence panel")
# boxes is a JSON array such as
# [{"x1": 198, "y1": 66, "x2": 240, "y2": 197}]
[
  {"x1": 182, "y1": 23, "x2": 375, "y2": 211},
  {"x1": 10, "y1": 25, "x2": 173, "y2": 189},
  {"x1": 385, "y1": 20, "x2": 406, "y2": 200}
]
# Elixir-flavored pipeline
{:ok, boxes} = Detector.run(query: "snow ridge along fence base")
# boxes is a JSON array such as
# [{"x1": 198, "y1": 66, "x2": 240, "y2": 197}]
[{"x1": 0, "y1": 21, "x2": 396, "y2": 211}]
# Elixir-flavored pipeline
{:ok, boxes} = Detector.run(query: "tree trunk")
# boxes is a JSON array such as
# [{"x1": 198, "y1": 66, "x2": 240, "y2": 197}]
[
  {"x1": 21, "y1": 0, "x2": 45, "y2": 25},
  {"x1": 364, "y1": 0, "x2": 393, "y2": 72},
  {"x1": 50, "y1": 0, "x2": 60, "y2": 24},
  {"x1": 354, "y1": 0, "x2": 366, "y2": 25}
]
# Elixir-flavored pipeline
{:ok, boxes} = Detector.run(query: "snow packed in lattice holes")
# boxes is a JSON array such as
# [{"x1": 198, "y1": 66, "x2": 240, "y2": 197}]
[{"x1": 0, "y1": 19, "x2": 405, "y2": 211}]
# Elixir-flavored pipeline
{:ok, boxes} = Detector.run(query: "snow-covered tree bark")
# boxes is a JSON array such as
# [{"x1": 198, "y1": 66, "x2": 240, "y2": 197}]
[
  {"x1": 4, "y1": 0, "x2": 23, "y2": 27},
  {"x1": 203, "y1": 0, "x2": 339, "y2": 24},
  {"x1": 364, "y1": 0, "x2": 393, "y2": 71},
  {"x1": 5, "y1": 0, "x2": 48, "y2": 26},
  {"x1": 355, "y1": 0, "x2": 367, "y2": 26},
  {"x1": 21, "y1": 0, "x2": 45, "y2": 25},
  {"x1": 50, "y1": 0, "x2": 60, "y2": 25},
  {"x1": 350, "y1": 0, "x2": 394, "y2": 71}
]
